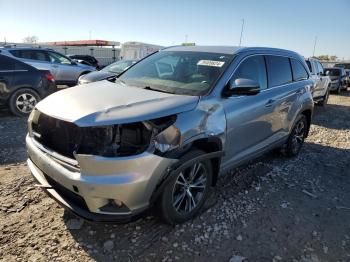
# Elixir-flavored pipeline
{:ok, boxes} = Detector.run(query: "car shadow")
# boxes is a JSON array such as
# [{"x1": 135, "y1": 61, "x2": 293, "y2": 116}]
[
  {"x1": 312, "y1": 93, "x2": 350, "y2": 130},
  {"x1": 0, "y1": 109, "x2": 28, "y2": 165},
  {"x1": 63, "y1": 140, "x2": 350, "y2": 261}
]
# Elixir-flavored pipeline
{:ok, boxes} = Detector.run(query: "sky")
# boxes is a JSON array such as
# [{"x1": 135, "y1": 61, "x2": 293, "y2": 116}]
[{"x1": 0, "y1": 0, "x2": 349, "y2": 59}]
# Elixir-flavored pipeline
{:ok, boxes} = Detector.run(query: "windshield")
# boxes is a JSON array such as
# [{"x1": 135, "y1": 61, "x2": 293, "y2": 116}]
[
  {"x1": 325, "y1": 69, "x2": 340, "y2": 76},
  {"x1": 335, "y1": 63, "x2": 350, "y2": 70},
  {"x1": 103, "y1": 60, "x2": 134, "y2": 74},
  {"x1": 118, "y1": 51, "x2": 234, "y2": 95}
]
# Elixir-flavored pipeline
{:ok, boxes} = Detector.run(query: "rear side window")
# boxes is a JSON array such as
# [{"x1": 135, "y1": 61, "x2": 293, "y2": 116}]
[
  {"x1": 0, "y1": 55, "x2": 15, "y2": 70},
  {"x1": 230, "y1": 55, "x2": 267, "y2": 90},
  {"x1": 291, "y1": 59, "x2": 309, "y2": 81},
  {"x1": 10, "y1": 50, "x2": 49, "y2": 62},
  {"x1": 266, "y1": 56, "x2": 292, "y2": 87}
]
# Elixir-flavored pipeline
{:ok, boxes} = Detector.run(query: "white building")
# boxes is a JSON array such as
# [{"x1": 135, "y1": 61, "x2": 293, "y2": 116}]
[{"x1": 121, "y1": 42, "x2": 163, "y2": 60}]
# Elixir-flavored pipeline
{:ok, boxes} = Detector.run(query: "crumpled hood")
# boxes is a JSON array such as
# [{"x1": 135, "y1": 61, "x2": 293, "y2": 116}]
[{"x1": 36, "y1": 80, "x2": 199, "y2": 127}]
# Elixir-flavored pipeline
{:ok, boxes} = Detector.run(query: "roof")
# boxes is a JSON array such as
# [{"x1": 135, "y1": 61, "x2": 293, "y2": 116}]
[
  {"x1": 162, "y1": 45, "x2": 302, "y2": 57},
  {"x1": 42, "y1": 40, "x2": 120, "y2": 46}
]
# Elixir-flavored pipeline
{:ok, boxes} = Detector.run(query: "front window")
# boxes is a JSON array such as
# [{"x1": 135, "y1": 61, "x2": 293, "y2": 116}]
[
  {"x1": 118, "y1": 51, "x2": 233, "y2": 95},
  {"x1": 335, "y1": 63, "x2": 350, "y2": 70},
  {"x1": 103, "y1": 60, "x2": 134, "y2": 74},
  {"x1": 324, "y1": 69, "x2": 340, "y2": 76},
  {"x1": 48, "y1": 52, "x2": 71, "y2": 64}
]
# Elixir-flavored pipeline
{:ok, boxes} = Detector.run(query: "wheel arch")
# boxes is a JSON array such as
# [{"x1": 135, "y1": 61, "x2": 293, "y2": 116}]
[
  {"x1": 300, "y1": 109, "x2": 312, "y2": 137},
  {"x1": 190, "y1": 136, "x2": 223, "y2": 186}
]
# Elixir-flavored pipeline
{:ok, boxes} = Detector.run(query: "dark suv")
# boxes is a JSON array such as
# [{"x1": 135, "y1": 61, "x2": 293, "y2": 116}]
[
  {"x1": 67, "y1": 54, "x2": 100, "y2": 69},
  {"x1": 0, "y1": 54, "x2": 56, "y2": 116}
]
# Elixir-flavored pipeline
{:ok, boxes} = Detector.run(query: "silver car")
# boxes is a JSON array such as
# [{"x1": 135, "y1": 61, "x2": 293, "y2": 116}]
[
  {"x1": 0, "y1": 47, "x2": 95, "y2": 86},
  {"x1": 26, "y1": 46, "x2": 314, "y2": 224}
]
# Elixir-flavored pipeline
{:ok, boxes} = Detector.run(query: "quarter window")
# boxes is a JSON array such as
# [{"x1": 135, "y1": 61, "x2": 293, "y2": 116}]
[
  {"x1": 266, "y1": 56, "x2": 293, "y2": 87},
  {"x1": 230, "y1": 55, "x2": 267, "y2": 90},
  {"x1": 291, "y1": 59, "x2": 308, "y2": 81}
]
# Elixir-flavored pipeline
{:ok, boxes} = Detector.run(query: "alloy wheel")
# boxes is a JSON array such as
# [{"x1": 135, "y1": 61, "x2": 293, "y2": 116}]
[
  {"x1": 172, "y1": 162, "x2": 208, "y2": 214},
  {"x1": 15, "y1": 93, "x2": 37, "y2": 114},
  {"x1": 291, "y1": 120, "x2": 305, "y2": 154}
]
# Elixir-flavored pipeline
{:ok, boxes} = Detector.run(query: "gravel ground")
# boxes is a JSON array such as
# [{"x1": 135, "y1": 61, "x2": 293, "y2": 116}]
[{"x1": 0, "y1": 91, "x2": 349, "y2": 262}]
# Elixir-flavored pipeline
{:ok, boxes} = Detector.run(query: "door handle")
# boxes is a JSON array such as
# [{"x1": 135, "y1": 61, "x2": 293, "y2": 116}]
[
  {"x1": 52, "y1": 65, "x2": 59, "y2": 68},
  {"x1": 265, "y1": 99, "x2": 276, "y2": 107}
]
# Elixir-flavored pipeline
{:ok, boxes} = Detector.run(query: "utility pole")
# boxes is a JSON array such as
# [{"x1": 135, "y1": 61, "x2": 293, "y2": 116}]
[
  {"x1": 185, "y1": 34, "x2": 188, "y2": 43},
  {"x1": 312, "y1": 36, "x2": 317, "y2": 57},
  {"x1": 239, "y1": 19, "x2": 245, "y2": 47}
]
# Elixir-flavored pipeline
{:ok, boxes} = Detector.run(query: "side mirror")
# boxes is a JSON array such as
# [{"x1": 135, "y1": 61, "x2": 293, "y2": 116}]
[
  {"x1": 224, "y1": 78, "x2": 260, "y2": 96},
  {"x1": 70, "y1": 59, "x2": 78, "y2": 65}
]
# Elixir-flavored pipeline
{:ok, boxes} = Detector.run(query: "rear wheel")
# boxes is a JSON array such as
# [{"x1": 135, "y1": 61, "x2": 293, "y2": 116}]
[
  {"x1": 318, "y1": 89, "x2": 329, "y2": 106},
  {"x1": 9, "y1": 89, "x2": 40, "y2": 117},
  {"x1": 284, "y1": 115, "x2": 308, "y2": 157},
  {"x1": 158, "y1": 149, "x2": 213, "y2": 225}
]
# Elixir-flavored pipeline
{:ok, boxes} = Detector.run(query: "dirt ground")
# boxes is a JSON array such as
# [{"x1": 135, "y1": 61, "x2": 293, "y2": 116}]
[{"x1": 0, "y1": 91, "x2": 349, "y2": 262}]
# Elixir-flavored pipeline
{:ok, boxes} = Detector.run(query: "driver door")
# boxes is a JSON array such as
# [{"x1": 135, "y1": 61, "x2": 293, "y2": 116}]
[
  {"x1": 47, "y1": 51, "x2": 78, "y2": 83},
  {"x1": 221, "y1": 55, "x2": 277, "y2": 168}
]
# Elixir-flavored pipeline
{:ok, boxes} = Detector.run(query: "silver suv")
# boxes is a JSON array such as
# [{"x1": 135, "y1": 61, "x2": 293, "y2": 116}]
[
  {"x1": 0, "y1": 47, "x2": 95, "y2": 86},
  {"x1": 26, "y1": 46, "x2": 314, "y2": 224}
]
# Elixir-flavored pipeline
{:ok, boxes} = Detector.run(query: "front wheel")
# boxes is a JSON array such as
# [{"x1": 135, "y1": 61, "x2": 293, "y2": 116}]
[
  {"x1": 9, "y1": 89, "x2": 40, "y2": 117},
  {"x1": 284, "y1": 115, "x2": 308, "y2": 157},
  {"x1": 158, "y1": 149, "x2": 213, "y2": 225}
]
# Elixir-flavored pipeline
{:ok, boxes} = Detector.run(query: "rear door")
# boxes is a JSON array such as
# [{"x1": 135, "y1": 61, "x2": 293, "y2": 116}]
[
  {"x1": 0, "y1": 55, "x2": 15, "y2": 101},
  {"x1": 315, "y1": 61, "x2": 328, "y2": 97},
  {"x1": 264, "y1": 55, "x2": 297, "y2": 138}
]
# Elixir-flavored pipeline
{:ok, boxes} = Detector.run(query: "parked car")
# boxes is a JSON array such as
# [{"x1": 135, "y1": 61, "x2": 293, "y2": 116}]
[
  {"x1": 0, "y1": 47, "x2": 95, "y2": 86},
  {"x1": 67, "y1": 54, "x2": 100, "y2": 69},
  {"x1": 324, "y1": 67, "x2": 347, "y2": 93},
  {"x1": 26, "y1": 46, "x2": 314, "y2": 224},
  {"x1": 78, "y1": 59, "x2": 137, "y2": 85},
  {"x1": 0, "y1": 54, "x2": 56, "y2": 116},
  {"x1": 334, "y1": 62, "x2": 350, "y2": 70},
  {"x1": 346, "y1": 71, "x2": 350, "y2": 87},
  {"x1": 305, "y1": 58, "x2": 331, "y2": 105}
]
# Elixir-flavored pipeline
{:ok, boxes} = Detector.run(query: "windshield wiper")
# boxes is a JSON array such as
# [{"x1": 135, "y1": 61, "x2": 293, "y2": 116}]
[{"x1": 144, "y1": 86, "x2": 174, "y2": 94}]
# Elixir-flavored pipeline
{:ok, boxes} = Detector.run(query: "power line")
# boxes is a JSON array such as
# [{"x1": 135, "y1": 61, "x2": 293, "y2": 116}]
[
  {"x1": 312, "y1": 36, "x2": 317, "y2": 57},
  {"x1": 239, "y1": 19, "x2": 245, "y2": 47}
]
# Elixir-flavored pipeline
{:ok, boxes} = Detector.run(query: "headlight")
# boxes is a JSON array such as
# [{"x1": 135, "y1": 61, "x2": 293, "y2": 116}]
[{"x1": 154, "y1": 125, "x2": 181, "y2": 153}]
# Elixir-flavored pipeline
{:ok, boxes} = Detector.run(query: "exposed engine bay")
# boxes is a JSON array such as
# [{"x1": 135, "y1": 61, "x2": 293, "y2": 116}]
[{"x1": 31, "y1": 111, "x2": 178, "y2": 159}]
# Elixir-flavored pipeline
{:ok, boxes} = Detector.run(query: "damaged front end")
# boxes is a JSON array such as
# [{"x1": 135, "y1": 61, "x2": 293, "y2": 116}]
[{"x1": 29, "y1": 110, "x2": 181, "y2": 160}]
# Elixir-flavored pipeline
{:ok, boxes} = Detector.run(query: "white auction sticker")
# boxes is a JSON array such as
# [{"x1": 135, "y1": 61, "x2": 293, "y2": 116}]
[{"x1": 197, "y1": 60, "x2": 225, "y2": 67}]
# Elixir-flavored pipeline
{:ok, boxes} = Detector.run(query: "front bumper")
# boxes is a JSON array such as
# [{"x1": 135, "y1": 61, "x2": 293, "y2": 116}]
[
  {"x1": 26, "y1": 135, "x2": 177, "y2": 222},
  {"x1": 330, "y1": 81, "x2": 340, "y2": 91}
]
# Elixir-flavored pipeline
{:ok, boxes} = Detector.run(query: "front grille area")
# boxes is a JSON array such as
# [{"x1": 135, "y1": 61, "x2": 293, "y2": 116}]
[
  {"x1": 32, "y1": 113, "x2": 82, "y2": 159},
  {"x1": 31, "y1": 111, "x2": 154, "y2": 158}
]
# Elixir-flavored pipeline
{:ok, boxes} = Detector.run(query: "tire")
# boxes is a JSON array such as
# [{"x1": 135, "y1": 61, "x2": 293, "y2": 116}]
[
  {"x1": 9, "y1": 88, "x2": 40, "y2": 117},
  {"x1": 336, "y1": 83, "x2": 342, "y2": 94},
  {"x1": 284, "y1": 114, "x2": 308, "y2": 157},
  {"x1": 158, "y1": 149, "x2": 213, "y2": 225},
  {"x1": 318, "y1": 89, "x2": 329, "y2": 106}
]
